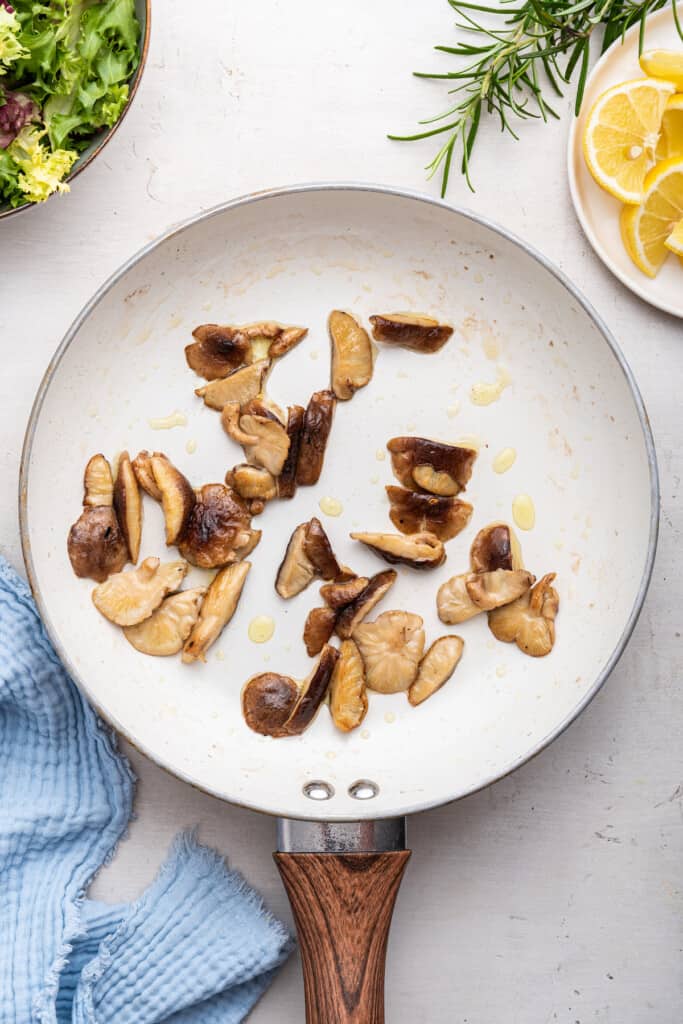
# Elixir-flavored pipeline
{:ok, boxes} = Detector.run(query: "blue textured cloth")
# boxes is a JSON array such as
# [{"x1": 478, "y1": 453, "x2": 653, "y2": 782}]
[{"x1": 0, "y1": 558, "x2": 293, "y2": 1023}]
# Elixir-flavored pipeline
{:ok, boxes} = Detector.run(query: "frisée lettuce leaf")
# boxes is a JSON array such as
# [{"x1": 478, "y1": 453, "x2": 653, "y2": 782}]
[
  {"x1": 0, "y1": 6, "x2": 27, "y2": 74},
  {"x1": 3, "y1": 124, "x2": 76, "y2": 203},
  {"x1": 0, "y1": 0, "x2": 140, "y2": 205}
]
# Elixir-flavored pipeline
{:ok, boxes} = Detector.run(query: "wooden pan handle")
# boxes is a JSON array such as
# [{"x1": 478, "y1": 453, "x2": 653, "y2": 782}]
[{"x1": 275, "y1": 850, "x2": 411, "y2": 1024}]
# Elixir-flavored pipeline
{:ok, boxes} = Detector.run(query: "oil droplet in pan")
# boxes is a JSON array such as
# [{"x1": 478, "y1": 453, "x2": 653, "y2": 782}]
[
  {"x1": 148, "y1": 410, "x2": 187, "y2": 430},
  {"x1": 512, "y1": 494, "x2": 535, "y2": 531},
  {"x1": 469, "y1": 365, "x2": 511, "y2": 406},
  {"x1": 319, "y1": 496, "x2": 343, "y2": 517},
  {"x1": 492, "y1": 447, "x2": 516, "y2": 474},
  {"x1": 248, "y1": 616, "x2": 275, "y2": 643}
]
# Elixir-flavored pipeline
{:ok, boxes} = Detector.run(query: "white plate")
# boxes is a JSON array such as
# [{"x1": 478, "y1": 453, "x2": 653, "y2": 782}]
[
  {"x1": 21, "y1": 185, "x2": 658, "y2": 821},
  {"x1": 568, "y1": 3, "x2": 683, "y2": 317}
]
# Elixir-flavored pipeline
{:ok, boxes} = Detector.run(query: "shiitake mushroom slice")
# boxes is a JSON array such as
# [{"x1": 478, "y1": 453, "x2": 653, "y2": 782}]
[
  {"x1": 350, "y1": 530, "x2": 445, "y2": 570},
  {"x1": 177, "y1": 483, "x2": 253, "y2": 569},
  {"x1": 387, "y1": 436, "x2": 477, "y2": 496},
  {"x1": 386, "y1": 486, "x2": 473, "y2": 542},
  {"x1": 329, "y1": 310, "x2": 374, "y2": 400},
  {"x1": 195, "y1": 360, "x2": 270, "y2": 410},
  {"x1": 113, "y1": 451, "x2": 142, "y2": 563},
  {"x1": 150, "y1": 453, "x2": 195, "y2": 546},
  {"x1": 278, "y1": 404, "x2": 305, "y2": 500},
  {"x1": 296, "y1": 389, "x2": 336, "y2": 486},
  {"x1": 369, "y1": 313, "x2": 453, "y2": 353}
]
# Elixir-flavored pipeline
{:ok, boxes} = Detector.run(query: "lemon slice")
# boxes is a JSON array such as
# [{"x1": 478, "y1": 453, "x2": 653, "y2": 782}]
[
  {"x1": 664, "y1": 216, "x2": 683, "y2": 254},
  {"x1": 583, "y1": 78, "x2": 675, "y2": 202},
  {"x1": 656, "y1": 93, "x2": 683, "y2": 159},
  {"x1": 620, "y1": 157, "x2": 683, "y2": 276},
  {"x1": 640, "y1": 49, "x2": 683, "y2": 91}
]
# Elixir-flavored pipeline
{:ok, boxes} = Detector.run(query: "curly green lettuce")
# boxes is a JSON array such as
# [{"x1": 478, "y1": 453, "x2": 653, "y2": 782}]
[
  {"x1": 12, "y1": 0, "x2": 140, "y2": 150},
  {"x1": 3, "y1": 124, "x2": 76, "y2": 202},
  {"x1": 0, "y1": 0, "x2": 140, "y2": 204},
  {"x1": 0, "y1": 6, "x2": 27, "y2": 74}
]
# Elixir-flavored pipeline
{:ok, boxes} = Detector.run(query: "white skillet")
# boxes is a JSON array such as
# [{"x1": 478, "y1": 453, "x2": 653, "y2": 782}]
[{"x1": 20, "y1": 185, "x2": 658, "y2": 1021}]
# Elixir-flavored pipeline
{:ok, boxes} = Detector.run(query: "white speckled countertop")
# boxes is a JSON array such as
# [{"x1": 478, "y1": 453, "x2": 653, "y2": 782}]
[{"x1": 2, "y1": 1, "x2": 681, "y2": 1019}]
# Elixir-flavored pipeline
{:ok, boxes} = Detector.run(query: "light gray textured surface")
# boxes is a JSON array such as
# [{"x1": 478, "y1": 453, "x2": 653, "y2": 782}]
[{"x1": 1, "y1": 1, "x2": 681, "y2": 1020}]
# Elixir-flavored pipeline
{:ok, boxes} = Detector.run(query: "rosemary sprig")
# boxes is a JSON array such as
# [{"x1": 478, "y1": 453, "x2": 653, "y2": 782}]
[{"x1": 389, "y1": 0, "x2": 683, "y2": 194}]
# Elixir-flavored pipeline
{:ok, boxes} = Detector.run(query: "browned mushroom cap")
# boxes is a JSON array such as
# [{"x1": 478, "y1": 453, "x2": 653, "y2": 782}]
[
  {"x1": 350, "y1": 530, "x2": 445, "y2": 570},
  {"x1": 488, "y1": 573, "x2": 559, "y2": 657},
  {"x1": 113, "y1": 451, "x2": 142, "y2": 563},
  {"x1": 329, "y1": 639, "x2": 368, "y2": 732},
  {"x1": 182, "y1": 561, "x2": 251, "y2": 663},
  {"x1": 296, "y1": 389, "x2": 336, "y2": 486},
  {"x1": 150, "y1": 453, "x2": 195, "y2": 545},
  {"x1": 369, "y1": 313, "x2": 453, "y2": 353},
  {"x1": 319, "y1": 576, "x2": 368, "y2": 609},
  {"x1": 470, "y1": 522, "x2": 522, "y2": 573},
  {"x1": 386, "y1": 486, "x2": 473, "y2": 542},
  {"x1": 68, "y1": 507, "x2": 128, "y2": 582},
  {"x1": 329, "y1": 310, "x2": 374, "y2": 400},
  {"x1": 221, "y1": 402, "x2": 290, "y2": 477},
  {"x1": 286, "y1": 645, "x2": 339, "y2": 735},
  {"x1": 275, "y1": 518, "x2": 341, "y2": 599},
  {"x1": 436, "y1": 574, "x2": 481, "y2": 625},
  {"x1": 242, "y1": 672, "x2": 300, "y2": 737},
  {"x1": 353, "y1": 610, "x2": 425, "y2": 693},
  {"x1": 387, "y1": 436, "x2": 477, "y2": 496},
  {"x1": 177, "y1": 483, "x2": 252, "y2": 569},
  {"x1": 83, "y1": 454, "x2": 114, "y2": 507},
  {"x1": 186, "y1": 325, "x2": 251, "y2": 380},
  {"x1": 278, "y1": 405, "x2": 305, "y2": 500},
  {"x1": 466, "y1": 569, "x2": 534, "y2": 611},
  {"x1": 335, "y1": 569, "x2": 397, "y2": 639},
  {"x1": 123, "y1": 588, "x2": 206, "y2": 656},
  {"x1": 92, "y1": 557, "x2": 188, "y2": 626},
  {"x1": 195, "y1": 360, "x2": 270, "y2": 411},
  {"x1": 226, "y1": 464, "x2": 277, "y2": 503},
  {"x1": 408, "y1": 635, "x2": 464, "y2": 706},
  {"x1": 132, "y1": 451, "x2": 162, "y2": 501},
  {"x1": 303, "y1": 605, "x2": 338, "y2": 657},
  {"x1": 304, "y1": 517, "x2": 341, "y2": 579}
]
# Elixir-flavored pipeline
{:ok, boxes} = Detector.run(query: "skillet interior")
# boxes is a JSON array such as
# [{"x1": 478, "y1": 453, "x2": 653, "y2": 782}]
[{"x1": 21, "y1": 186, "x2": 657, "y2": 820}]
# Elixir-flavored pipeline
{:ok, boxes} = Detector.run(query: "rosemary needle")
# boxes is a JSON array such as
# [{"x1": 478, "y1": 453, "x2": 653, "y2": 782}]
[{"x1": 389, "y1": 0, "x2": 683, "y2": 194}]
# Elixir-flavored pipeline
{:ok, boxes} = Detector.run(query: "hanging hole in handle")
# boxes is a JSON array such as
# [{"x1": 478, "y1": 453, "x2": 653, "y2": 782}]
[
  {"x1": 348, "y1": 779, "x2": 379, "y2": 800},
  {"x1": 303, "y1": 780, "x2": 335, "y2": 801}
]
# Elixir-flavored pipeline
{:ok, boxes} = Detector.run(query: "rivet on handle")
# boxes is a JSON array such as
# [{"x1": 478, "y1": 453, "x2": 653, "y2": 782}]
[{"x1": 302, "y1": 780, "x2": 334, "y2": 800}]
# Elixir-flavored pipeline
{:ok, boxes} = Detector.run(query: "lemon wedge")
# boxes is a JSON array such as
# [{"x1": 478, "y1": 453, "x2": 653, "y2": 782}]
[
  {"x1": 620, "y1": 157, "x2": 683, "y2": 276},
  {"x1": 656, "y1": 93, "x2": 683, "y2": 159},
  {"x1": 640, "y1": 49, "x2": 683, "y2": 91},
  {"x1": 664, "y1": 215, "x2": 683, "y2": 254},
  {"x1": 583, "y1": 78, "x2": 675, "y2": 202}
]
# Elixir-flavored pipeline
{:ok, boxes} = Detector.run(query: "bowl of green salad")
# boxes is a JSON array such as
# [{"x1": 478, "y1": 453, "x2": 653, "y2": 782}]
[{"x1": 0, "y1": 0, "x2": 150, "y2": 218}]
